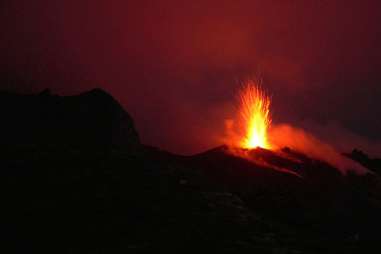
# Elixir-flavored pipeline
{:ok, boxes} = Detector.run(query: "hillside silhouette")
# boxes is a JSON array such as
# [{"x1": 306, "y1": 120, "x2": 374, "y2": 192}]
[{"x1": 1, "y1": 89, "x2": 381, "y2": 253}]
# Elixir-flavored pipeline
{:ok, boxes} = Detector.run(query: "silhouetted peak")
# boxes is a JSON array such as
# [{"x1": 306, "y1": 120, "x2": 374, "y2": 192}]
[
  {"x1": 38, "y1": 88, "x2": 51, "y2": 96},
  {"x1": 351, "y1": 148, "x2": 369, "y2": 159},
  {"x1": 80, "y1": 88, "x2": 113, "y2": 99},
  {"x1": 0, "y1": 88, "x2": 140, "y2": 150},
  {"x1": 345, "y1": 148, "x2": 381, "y2": 175}
]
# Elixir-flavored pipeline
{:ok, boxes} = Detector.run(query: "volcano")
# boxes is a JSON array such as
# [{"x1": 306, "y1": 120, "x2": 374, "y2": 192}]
[{"x1": 2, "y1": 89, "x2": 381, "y2": 253}]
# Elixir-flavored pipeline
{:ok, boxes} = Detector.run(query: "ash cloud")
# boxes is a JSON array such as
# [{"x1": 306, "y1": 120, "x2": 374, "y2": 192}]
[
  {"x1": 1, "y1": 1, "x2": 381, "y2": 154},
  {"x1": 269, "y1": 124, "x2": 370, "y2": 174}
]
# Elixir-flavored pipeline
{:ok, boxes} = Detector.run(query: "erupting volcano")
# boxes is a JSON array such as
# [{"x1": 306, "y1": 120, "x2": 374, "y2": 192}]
[
  {"x1": 236, "y1": 81, "x2": 272, "y2": 150},
  {"x1": 1, "y1": 88, "x2": 379, "y2": 254},
  {"x1": 224, "y1": 80, "x2": 368, "y2": 176}
]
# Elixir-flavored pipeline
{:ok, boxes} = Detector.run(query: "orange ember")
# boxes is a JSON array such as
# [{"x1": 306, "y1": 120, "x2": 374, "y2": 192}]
[{"x1": 238, "y1": 82, "x2": 272, "y2": 149}]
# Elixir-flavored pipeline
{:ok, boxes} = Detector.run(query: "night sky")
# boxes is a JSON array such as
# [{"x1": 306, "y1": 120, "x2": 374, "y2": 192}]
[{"x1": 1, "y1": 0, "x2": 381, "y2": 155}]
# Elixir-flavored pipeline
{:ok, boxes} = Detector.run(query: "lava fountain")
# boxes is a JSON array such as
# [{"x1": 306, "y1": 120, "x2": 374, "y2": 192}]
[
  {"x1": 237, "y1": 81, "x2": 272, "y2": 149},
  {"x1": 224, "y1": 81, "x2": 366, "y2": 175}
]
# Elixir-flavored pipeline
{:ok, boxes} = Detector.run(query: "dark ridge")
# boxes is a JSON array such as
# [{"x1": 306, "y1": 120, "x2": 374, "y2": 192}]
[
  {"x1": 1, "y1": 88, "x2": 381, "y2": 253},
  {"x1": 0, "y1": 88, "x2": 140, "y2": 150},
  {"x1": 345, "y1": 149, "x2": 381, "y2": 175}
]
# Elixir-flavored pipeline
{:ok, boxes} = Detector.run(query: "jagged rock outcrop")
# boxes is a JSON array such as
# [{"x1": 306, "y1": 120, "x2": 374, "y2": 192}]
[
  {"x1": 345, "y1": 149, "x2": 381, "y2": 174},
  {"x1": 0, "y1": 88, "x2": 140, "y2": 150}
]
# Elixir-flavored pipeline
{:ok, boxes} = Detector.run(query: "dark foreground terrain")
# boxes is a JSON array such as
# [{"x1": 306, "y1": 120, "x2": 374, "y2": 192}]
[{"x1": 2, "y1": 89, "x2": 381, "y2": 253}]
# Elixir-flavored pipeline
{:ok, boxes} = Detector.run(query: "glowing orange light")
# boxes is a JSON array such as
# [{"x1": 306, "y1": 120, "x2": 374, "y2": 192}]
[{"x1": 238, "y1": 81, "x2": 272, "y2": 149}]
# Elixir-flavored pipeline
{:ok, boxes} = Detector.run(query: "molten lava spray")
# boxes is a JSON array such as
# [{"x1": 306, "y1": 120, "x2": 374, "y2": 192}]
[
  {"x1": 223, "y1": 80, "x2": 368, "y2": 175},
  {"x1": 238, "y1": 81, "x2": 272, "y2": 149}
]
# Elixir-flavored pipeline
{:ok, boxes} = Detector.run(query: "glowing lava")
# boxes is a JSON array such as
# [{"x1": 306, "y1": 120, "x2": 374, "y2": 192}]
[{"x1": 238, "y1": 81, "x2": 272, "y2": 149}]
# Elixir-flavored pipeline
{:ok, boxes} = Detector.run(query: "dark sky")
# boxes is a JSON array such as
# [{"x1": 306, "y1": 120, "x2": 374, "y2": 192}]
[{"x1": 1, "y1": 0, "x2": 381, "y2": 154}]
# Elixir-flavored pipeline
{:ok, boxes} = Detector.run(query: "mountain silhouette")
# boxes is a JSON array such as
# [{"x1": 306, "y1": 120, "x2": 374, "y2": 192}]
[
  {"x1": 1, "y1": 89, "x2": 381, "y2": 253},
  {"x1": 345, "y1": 149, "x2": 381, "y2": 175},
  {"x1": 0, "y1": 88, "x2": 140, "y2": 150}
]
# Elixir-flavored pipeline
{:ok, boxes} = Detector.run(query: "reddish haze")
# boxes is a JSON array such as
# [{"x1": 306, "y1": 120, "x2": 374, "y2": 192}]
[
  {"x1": 1, "y1": 1, "x2": 381, "y2": 154},
  {"x1": 269, "y1": 124, "x2": 368, "y2": 174}
]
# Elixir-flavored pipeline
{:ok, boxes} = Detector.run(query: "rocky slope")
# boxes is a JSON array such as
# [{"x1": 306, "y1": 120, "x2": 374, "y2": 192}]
[{"x1": 1, "y1": 89, "x2": 381, "y2": 253}]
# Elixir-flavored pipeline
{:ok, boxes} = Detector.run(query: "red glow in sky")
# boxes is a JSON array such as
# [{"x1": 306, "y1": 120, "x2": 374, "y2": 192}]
[{"x1": 1, "y1": 1, "x2": 381, "y2": 154}]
